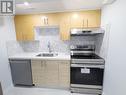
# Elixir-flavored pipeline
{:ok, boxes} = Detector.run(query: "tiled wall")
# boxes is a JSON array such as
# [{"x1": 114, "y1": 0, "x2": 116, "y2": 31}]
[
  {"x1": 6, "y1": 41, "x2": 40, "y2": 56},
  {"x1": 19, "y1": 41, "x2": 40, "y2": 52},
  {"x1": 6, "y1": 41, "x2": 24, "y2": 56},
  {"x1": 7, "y1": 27, "x2": 104, "y2": 56},
  {"x1": 38, "y1": 36, "x2": 70, "y2": 54},
  {"x1": 7, "y1": 40, "x2": 70, "y2": 56},
  {"x1": 35, "y1": 26, "x2": 70, "y2": 54},
  {"x1": 7, "y1": 35, "x2": 104, "y2": 56},
  {"x1": 70, "y1": 36, "x2": 95, "y2": 45}
]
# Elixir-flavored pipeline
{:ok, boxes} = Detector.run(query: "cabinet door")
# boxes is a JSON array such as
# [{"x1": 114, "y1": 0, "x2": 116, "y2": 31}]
[
  {"x1": 82, "y1": 10, "x2": 101, "y2": 28},
  {"x1": 59, "y1": 61, "x2": 70, "y2": 88},
  {"x1": 31, "y1": 60, "x2": 45, "y2": 86},
  {"x1": 44, "y1": 60, "x2": 59, "y2": 87},
  {"x1": 70, "y1": 13, "x2": 84, "y2": 29},
  {"x1": 60, "y1": 15, "x2": 71, "y2": 40}
]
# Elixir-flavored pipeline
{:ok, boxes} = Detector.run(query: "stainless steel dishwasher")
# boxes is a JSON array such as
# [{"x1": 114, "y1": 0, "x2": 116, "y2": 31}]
[{"x1": 9, "y1": 59, "x2": 33, "y2": 86}]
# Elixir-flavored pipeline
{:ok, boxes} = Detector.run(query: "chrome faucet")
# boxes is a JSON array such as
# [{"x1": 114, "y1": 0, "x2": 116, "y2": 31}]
[{"x1": 47, "y1": 41, "x2": 52, "y2": 53}]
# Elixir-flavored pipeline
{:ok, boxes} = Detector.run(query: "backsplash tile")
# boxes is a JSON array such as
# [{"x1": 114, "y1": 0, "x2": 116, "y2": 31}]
[
  {"x1": 7, "y1": 26, "x2": 104, "y2": 57},
  {"x1": 38, "y1": 36, "x2": 70, "y2": 54},
  {"x1": 70, "y1": 36, "x2": 95, "y2": 45},
  {"x1": 7, "y1": 35, "x2": 102, "y2": 56},
  {"x1": 7, "y1": 39, "x2": 70, "y2": 56},
  {"x1": 19, "y1": 41, "x2": 40, "y2": 52},
  {"x1": 6, "y1": 41, "x2": 24, "y2": 56}
]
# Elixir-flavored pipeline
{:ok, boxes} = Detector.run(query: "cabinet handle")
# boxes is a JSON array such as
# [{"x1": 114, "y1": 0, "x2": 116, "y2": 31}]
[
  {"x1": 42, "y1": 61, "x2": 46, "y2": 67},
  {"x1": 41, "y1": 62, "x2": 43, "y2": 67},
  {"x1": 83, "y1": 19, "x2": 85, "y2": 28},
  {"x1": 44, "y1": 61, "x2": 46, "y2": 67},
  {"x1": 47, "y1": 18, "x2": 48, "y2": 25},
  {"x1": 41, "y1": 61, "x2": 44, "y2": 67},
  {"x1": 87, "y1": 19, "x2": 89, "y2": 28}
]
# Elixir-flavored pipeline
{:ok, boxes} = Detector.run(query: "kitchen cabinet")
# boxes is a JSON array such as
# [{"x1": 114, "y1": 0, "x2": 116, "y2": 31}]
[
  {"x1": 14, "y1": 10, "x2": 101, "y2": 41},
  {"x1": 15, "y1": 14, "x2": 59, "y2": 41},
  {"x1": 60, "y1": 14, "x2": 71, "y2": 40},
  {"x1": 85, "y1": 12, "x2": 101, "y2": 28},
  {"x1": 70, "y1": 11, "x2": 101, "y2": 28},
  {"x1": 59, "y1": 61, "x2": 70, "y2": 88},
  {"x1": 31, "y1": 60, "x2": 45, "y2": 86},
  {"x1": 44, "y1": 61, "x2": 59, "y2": 87},
  {"x1": 70, "y1": 13, "x2": 84, "y2": 28},
  {"x1": 31, "y1": 60, "x2": 70, "y2": 89},
  {"x1": 14, "y1": 16, "x2": 34, "y2": 41}
]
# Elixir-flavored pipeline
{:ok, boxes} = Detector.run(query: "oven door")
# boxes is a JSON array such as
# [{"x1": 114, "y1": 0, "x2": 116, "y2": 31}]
[{"x1": 71, "y1": 64, "x2": 104, "y2": 89}]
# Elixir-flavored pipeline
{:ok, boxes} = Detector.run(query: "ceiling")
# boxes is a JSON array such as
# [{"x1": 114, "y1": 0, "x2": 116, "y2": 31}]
[{"x1": 15, "y1": 0, "x2": 115, "y2": 14}]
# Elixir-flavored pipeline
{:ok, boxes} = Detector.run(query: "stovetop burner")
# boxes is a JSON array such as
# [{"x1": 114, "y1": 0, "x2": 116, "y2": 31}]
[
  {"x1": 70, "y1": 45, "x2": 105, "y2": 64},
  {"x1": 71, "y1": 53, "x2": 103, "y2": 59}
]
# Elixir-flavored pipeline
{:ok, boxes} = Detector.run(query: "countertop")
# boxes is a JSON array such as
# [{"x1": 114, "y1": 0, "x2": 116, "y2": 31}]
[{"x1": 8, "y1": 52, "x2": 71, "y2": 60}]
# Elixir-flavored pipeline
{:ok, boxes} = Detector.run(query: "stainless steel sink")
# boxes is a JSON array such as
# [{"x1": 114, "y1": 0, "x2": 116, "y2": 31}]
[{"x1": 36, "y1": 53, "x2": 58, "y2": 57}]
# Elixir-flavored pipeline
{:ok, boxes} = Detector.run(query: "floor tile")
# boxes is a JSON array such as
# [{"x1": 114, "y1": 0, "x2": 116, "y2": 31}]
[{"x1": 5, "y1": 87, "x2": 96, "y2": 95}]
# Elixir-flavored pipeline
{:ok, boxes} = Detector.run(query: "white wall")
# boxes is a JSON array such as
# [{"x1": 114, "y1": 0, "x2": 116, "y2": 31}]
[
  {"x1": 101, "y1": 0, "x2": 126, "y2": 95},
  {"x1": 0, "y1": 16, "x2": 16, "y2": 93}
]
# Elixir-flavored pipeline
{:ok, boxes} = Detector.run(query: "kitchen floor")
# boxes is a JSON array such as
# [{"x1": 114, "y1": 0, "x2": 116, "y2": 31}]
[{"x1": 5, "y1": 87, "x2": 96, "y2": 95}]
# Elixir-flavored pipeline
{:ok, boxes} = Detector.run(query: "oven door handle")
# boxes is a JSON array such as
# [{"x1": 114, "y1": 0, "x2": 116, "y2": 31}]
[{"x1": 71, "y1": 64, "x2": 105, "y2": 69}]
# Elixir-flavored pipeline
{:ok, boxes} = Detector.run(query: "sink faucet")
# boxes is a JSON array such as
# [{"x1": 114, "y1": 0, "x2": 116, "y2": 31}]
[{"x1": 47, "y1": 41, "x2": 52, "y2": 53}]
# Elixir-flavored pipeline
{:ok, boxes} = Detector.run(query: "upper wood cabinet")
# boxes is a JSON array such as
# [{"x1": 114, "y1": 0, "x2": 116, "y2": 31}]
[
  {"x1": 14, "y1": 15, "x2": 35, "y2": 41},
  {"x1": 70, "y1": 10, "x2": 101, "y2": 28},
  {"x1": 59, "y1": 13, "x2": 71, "y2": 40},
  {"x1": 85, "y1": 10, "x2": 101, "y2": 28},
  {"x1": 70, "y1": 13, "x2": 84, "y2": 28},
  {"x1": 14, "y1": 10, "x2": 101, "y2": 41}
]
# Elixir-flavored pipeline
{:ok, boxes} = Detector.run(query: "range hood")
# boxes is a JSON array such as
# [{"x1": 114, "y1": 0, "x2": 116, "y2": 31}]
[{"x1": 70, "y1": 28, "x2": 104, "y2": 36}]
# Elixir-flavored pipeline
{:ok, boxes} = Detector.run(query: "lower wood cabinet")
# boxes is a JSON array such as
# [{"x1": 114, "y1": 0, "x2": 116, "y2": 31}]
[
  {"x1": 31, "y1": 60, "x2": 70, "y2": 89},
  {"x1": 31, "y1": 60, "x2": 45, "y2": 86},
  {"x1": 44, "y1": 60, "x2": 59, "y2": 87},
  {"x1": 59, "y1": 61, "x2": 70, "y2": 88}
]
